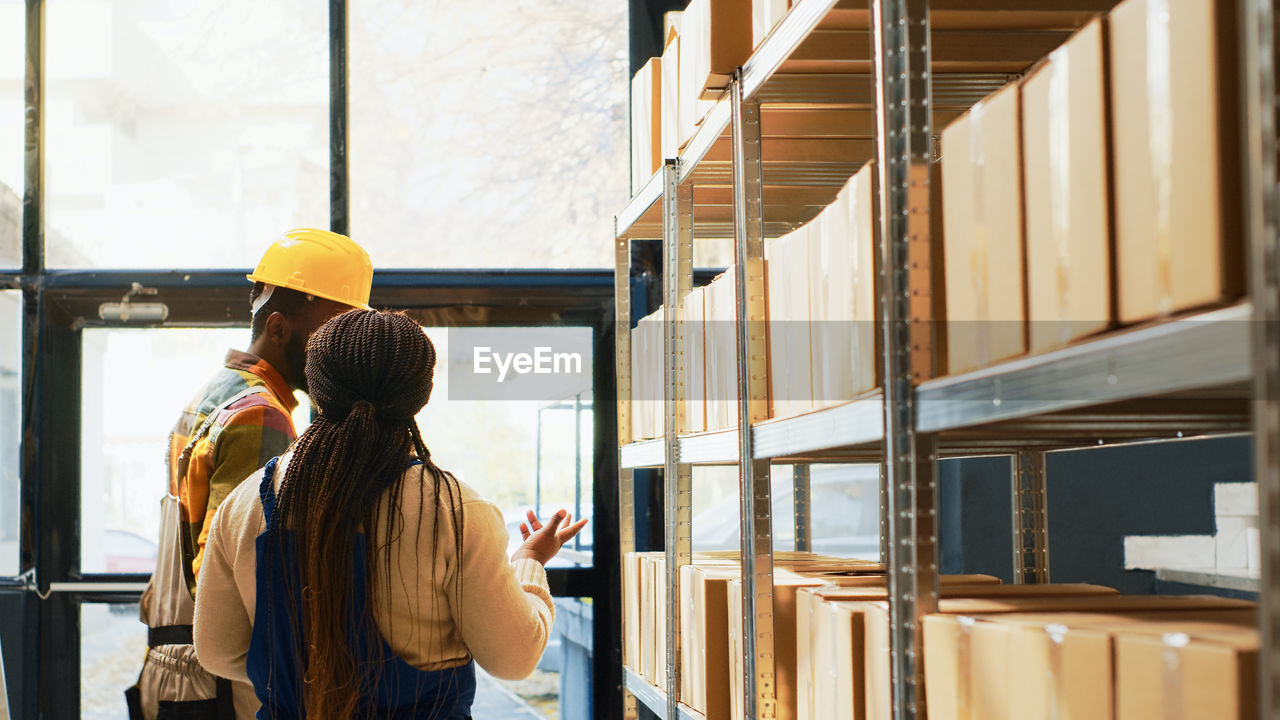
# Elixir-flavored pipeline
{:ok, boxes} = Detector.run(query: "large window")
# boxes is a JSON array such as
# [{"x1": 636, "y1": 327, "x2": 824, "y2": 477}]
[
  {"x1": 349, "y1": 1, "x2": 629, "y2": 268},
  {"x1": 80, "y1": 328, "x2": 310, "y2": 574},
  {"x1": 416, "y1": 325, "x2": 595, "y2": 567},
  {"x1": 0, "y1": 0, "x2": 21, "y2": 268},
  {"x1": 0, "y1": 291, "x2": 18, "y2": 576},
  {"x1": 44, "y1": 0, "x2": 329, "y2": 269}
]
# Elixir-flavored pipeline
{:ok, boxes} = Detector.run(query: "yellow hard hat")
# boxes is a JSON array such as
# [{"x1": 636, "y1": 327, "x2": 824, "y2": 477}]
[{"x1": 247, "y1": 228, "x2": 373, "y2": 310}]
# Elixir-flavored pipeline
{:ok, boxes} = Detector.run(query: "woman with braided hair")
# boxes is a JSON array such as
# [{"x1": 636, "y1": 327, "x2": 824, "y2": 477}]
[{"x1": 192, "y1": 309, "x2": 587, "y2": 720}]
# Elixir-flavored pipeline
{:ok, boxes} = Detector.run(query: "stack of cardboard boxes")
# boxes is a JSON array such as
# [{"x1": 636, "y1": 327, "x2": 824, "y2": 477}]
[
  {"x1": 630, "y1": 0, "x2": 788, "y2": 192},
  {"x1": 766, "y1": 163, "x2": 878, "y2": 420},
  {"x1": 941, "y1": 0, "x2": 1244, "y2": 374},
  {"x1": 624, "y1": 550, "x2": 1258, "y2": 720}
]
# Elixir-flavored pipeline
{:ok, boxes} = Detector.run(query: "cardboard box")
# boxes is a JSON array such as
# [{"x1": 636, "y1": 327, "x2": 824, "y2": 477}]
[
  {"x1": 682, "y1": 0, "x2": 753, "y2": 101},
  {"x1": 1109, "y1": 0, "x2": 1243, "y2": 323},
  {"x1": 940, "y1": 82, "x2": 1027, "y2": 373},
  {"x1": 680, "y1": 563, "x2": 739, "y2": 719},
  {"x1": 1022, "y1": 17, "x2": 1112, "y2": 353},
  {"x1": 650, "y1": 555, "x2": 668, "y2": 686},
  {"x1": 705, "y1": 271, "x2": 738, "y2": 430},
  {"x1": 660, "y1": 19, "x2": 681, "y2": 160},
  {"x1": 810, "y1": 163, "x2": 878, "y2": 404},
  {"x1": 686, "y1": 286, "x2": 708, "y2": 434},
  {"x1": 680, "y1": 557, "x2": 882, "y2": 718},
  {"x1": 863, "y1": 585, "x2": 1123, "y2": 720},
  {"x1": 766, "y1": 229, "x2": 813, "y2": 420},
  {"x1": 797, "y1": 575, "x2": 1003, "y2": 720},
  {"x1": 623, "y1": 552, "x2": 651, "y2": 673},
  {"x1": 1116, "y1": 622, "x2": 1258, "y2": 720},
  {"x1": 752, "y1": 0, "x2": 788, "y2": 48},
  {"x1": 922, "y1": 596, "x2": 1256, "y2": 720},
  {"x1": 676, "y1": 3, "x2": 716, "y2": 149},
  {"x1": 631, "y1": 57, "x2": 663, "y2": 194}
]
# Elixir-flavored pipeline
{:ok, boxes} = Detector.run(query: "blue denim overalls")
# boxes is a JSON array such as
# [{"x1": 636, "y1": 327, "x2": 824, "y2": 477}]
[{"x1": 246, "y1": 457, "x2": 476, "y2": 719}]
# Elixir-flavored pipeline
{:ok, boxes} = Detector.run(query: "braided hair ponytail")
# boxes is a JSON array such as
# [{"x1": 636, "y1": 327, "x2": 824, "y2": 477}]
[{"x1": 271, "y1": 309, "x2": 464, "y2": 720}]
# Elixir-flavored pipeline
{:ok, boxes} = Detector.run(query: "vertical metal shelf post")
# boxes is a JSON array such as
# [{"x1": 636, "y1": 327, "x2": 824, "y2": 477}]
[
  {"x1": 1242, "y1": 0, "x2": 1280, "y2": 715},
  {"x1": 731, "y1": 74, "x2": 778, "y2": 720},
  {"x1": 1011, "y1": 451, "x2": 1051, "y2": 584},
  {"x1": 871, "y1": 1, "x2": 940, "y2": 719},
  {"x1": 662, "y1": 160, "x2": 694, "y2": 720},
  {"x1": 613, "y1": 221, "x2": 638, "y2": 719},
  {"x1": 793, "y1": 464, "x2": 812, "y2": 553}
]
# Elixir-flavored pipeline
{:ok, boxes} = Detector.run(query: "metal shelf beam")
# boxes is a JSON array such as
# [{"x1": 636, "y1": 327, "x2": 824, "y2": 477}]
[
  {"x1": 623, "y1": 668, "x2": 707, "y2": 720},
  {"x1": 916, "y1": 303, "x2": 1253, "y2": 434}
]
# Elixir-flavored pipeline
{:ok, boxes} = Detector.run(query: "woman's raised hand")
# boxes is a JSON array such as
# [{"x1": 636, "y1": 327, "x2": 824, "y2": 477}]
[{"x1": 512, "y1": 509, "x2": 590, "y2": 566}]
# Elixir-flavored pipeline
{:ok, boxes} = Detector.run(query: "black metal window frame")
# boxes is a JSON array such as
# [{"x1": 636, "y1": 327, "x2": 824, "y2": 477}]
[{"x1": 4, "y1": 1, "x2": 625, "y2": 717}]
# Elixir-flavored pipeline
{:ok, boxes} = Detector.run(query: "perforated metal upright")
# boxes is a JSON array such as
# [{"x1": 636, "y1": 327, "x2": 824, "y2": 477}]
[
  {"x1": 1011, "y1": 450, "x2": 1050, "y2": 584},
  {"x1": 730, "y1": 74, "x2": 778, "y2": 720},
  {"x1": 662, "y1": 160, "x2": 694, "y2": 720},
  {"x1": 613, "y1": 219, "x2": 639, "y2": 720},
  {"x1": 1242, "y1": 0, "x2": 1280, "y2": 716},
  {"x1": 871, "y1": 1, "x2": 939, "y2": 719}
]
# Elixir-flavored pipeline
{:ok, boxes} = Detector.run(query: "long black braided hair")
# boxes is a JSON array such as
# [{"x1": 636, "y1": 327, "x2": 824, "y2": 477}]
[{"x1": 270, "y1": 309, "x2": 465, "y2": 720}]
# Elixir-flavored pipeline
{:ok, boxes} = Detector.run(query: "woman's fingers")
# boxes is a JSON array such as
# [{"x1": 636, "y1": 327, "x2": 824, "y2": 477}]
[
  {"x1": 519, "y1": 522, "x2": 531, "y2": 540},
  {"x1": 557, "y1": 517, "x2": 590, "y2": 544},
  {"x1": 526, "y1": 509, "x2": 542, "y2": 532}
]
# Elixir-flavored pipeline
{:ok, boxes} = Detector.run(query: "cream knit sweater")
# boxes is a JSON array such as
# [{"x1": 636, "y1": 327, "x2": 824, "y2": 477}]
[{"x1": 193, "y1": 453, "x2": 553, "y2": 716}]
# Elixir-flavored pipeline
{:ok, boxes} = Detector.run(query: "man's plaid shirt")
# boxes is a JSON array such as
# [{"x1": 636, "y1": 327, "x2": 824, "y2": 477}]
[{"x1": 168, "y1": 349, "x2": 297, "y2": 593}]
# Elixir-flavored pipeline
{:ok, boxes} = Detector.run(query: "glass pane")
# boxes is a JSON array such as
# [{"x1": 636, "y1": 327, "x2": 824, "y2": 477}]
[
  {"x1": 81, "y1": 602, "x2": 146, "y2": 720},
  {"x1": 45, "y1": 1, "x2": 328, "y2": 269},
  {"x1": 416, "y1": 326, "x2": 594, "y2": 567},
  {"x1": 349, "y1": 2, "x2": 629, "y2": 268},
  {"x1": 0, "y1": 1, "x2": 20, "y2": 268},
  {"x1": 475, "y1": 597, "x2": 593, "y2": 719},
  {"x1": 0, "y1": 291, "x2": 18, "y2": 575},
  {"x1": 81, "y1": 328, "x2": 310, "y2": 573},
  {"x1": 691, "y1": 464, "x2": 881, "y2": 559}
]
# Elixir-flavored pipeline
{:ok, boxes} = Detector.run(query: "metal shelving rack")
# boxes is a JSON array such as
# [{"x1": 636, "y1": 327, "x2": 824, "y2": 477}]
[{"x1": 613, "y1": 0, "x2": 1279, "y2": 718}]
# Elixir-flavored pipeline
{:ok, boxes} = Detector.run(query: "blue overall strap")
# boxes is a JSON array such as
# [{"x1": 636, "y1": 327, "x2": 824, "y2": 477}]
[{"x1": 258, "y1": 457, "x2": 280, "y2": 530}]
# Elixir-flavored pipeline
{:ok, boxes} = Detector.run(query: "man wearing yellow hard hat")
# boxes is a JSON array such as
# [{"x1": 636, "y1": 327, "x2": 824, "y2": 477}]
[{"x1": 127, "y1": 229, "x2": 373, "y2": 720}]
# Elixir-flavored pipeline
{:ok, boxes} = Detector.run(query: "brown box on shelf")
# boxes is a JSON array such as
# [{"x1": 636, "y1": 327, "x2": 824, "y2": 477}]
[
  {"x1": 686, "y1": 286, "x2": 708, "y2": 434},
  {"x1": 682, "y1": 0, "x2": 753, "y2": 101},
  {"x1": 1109, "y1": 0, "x2": 1243, "y2": 323},
  {"x1": 729, "y1": 565, "x2": 897, "y2": 720},
  {"x1": 810, "y1": 163, "x2": 878, "y2": 406},
  {"x1": 680, "y1": 563, "x2": 740, "y2": 719},
  {"x1": 631, "y1": 56, "x2": 663, "y2": 194},
  {"x1": 660, "y1": 17, "x2": 682, "y2": 161},
  {"x1": 922, "y1": 596, "x2": 1256, "y2": 720},
  {"x1": 651, "y1": 555, "x2": 669, "y2": 686},
  {"x1": 705, "y1": 270, "x2": 738, "y2": 431},
  {"x1": 752, "y1": 0, "x2": 788, "y2": 48},
  {"x1": 1022, "y1": 17, "x2": 1113, "y2": 354},
  {"x1": 766, "y1": 228, "x2": 813, "y2": 420},
  {"x1": 796, "y1": 575, "x2": 1002, "y2": 720},
  {"x1": 863, "y1": 584, "x2": 1123, "y2": 720},
  {"x1": 623, "y1": 552, "x2": 652, "y2": 673},
  {"x1": 1115, "y1": 621, "x2": 1258, "y2": 720},
  {"x1": 940, "y1": 81, "x2": 1027, "y2": 374}
]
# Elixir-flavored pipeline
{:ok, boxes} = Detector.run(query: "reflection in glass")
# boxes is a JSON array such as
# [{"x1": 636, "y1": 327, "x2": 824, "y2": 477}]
[
  {"x1": 0, "y1": 291, "x2": 18, "y2": 575},
  {"x1": 0, "y1": 0, "x2": 21, "y2": 268},
  {"x1": 80, "y1": 328, "x2": 311, "y2": 574},
  {"x1": 350, "y1": 1, "x2": 629, "y2": 268},
  {"x1": 415, "y1": 326, "x2": 594, "y2": 567},
  {"x1": 81, "y1": 603, "x2": 146, "y2": 720},
  {"x1": 44, "y1": 0, "x2": 328, "y2": 268}
]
